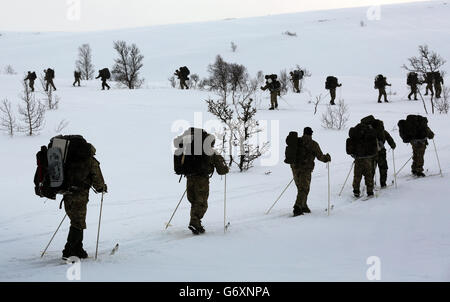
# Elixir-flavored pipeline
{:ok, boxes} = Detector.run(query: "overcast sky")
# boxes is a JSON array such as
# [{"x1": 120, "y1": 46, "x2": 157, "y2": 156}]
[{"x1": 0, "y1": 0, "x2": 428, "y2": 32}]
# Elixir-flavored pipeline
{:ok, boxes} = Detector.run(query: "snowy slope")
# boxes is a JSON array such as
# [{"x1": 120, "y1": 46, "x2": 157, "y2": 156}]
[{"x1": 0, "y1": 1, "x2": 449, "y2": 281}]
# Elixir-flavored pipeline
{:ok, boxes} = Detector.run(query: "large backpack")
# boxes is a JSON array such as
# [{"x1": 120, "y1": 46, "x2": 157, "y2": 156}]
[
  {"x1": 360, "y1": 115, "x2": 386, "y2": 146},
  {"x1": 398, "y1": 115, "x2": 428, "y2": 143},
  {"x1": 346, "y1": 123, "x2": 378, "y2": 157},
  {"x1": 34, "y1": 135, "x2": 92, "y2": 199},
  {"x1": 100, "y1": 68, "x2": 111, "y2": 80},
  {"x1": 30, "y1": 72, "x2": 37, "y2": 81},
  {"x1": 47, "y1": 69, "x2": 55, "y2": 79},
  {"x1": 325, "y1": 76, "x2": 338, "y2": 89},
  {"x1": 407, "y1": 72, "x2": 418, "y2": 85},
  {"x1": 374, "y1": 74, "x2": 385, "y2": 89},
  {"x1": 292, "y1": 70, "x2": 302, "y2": 81},
  {"x1": 284, "y1": 131, "x2": 308, "y2": 165},
  {"x1": 173, "y1": 128, "x2": 215, "y2": 176},
  {"x1": 180, "y1": 66, "x2": 190, "y2": 78}
]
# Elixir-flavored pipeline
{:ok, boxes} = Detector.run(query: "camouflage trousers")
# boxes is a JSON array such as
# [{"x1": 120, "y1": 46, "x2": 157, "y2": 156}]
[
  {"x1": 329, "y1": 88, "x2": 336, "y2": 104},
  {"x1": 291, "y1": 166, "x2": 312, "y2": 209},
  {"x1": 101, "y1": 80, "x2": 110, "y2": 90},
  {"x1": 270, "y1": 91, "x2": 278, "y2": 109},
  {"x1": 425, "y1": 84, "x2": 434, "y2": 96},
  {"x1": 186, "y1": 176, "x2": 210, "y2": 227},
  {"x1": 408, "y1": 85, "x2": 418, "y2": 100},
  {"x1": 64, "y1": 190, "x2": 89, "y2": 230},
  {"x1": 374, "y1": 149, "x2": 389, "y2": 187},
  {"x1": 293, "y1": 80, "x2": 300, "y2": 93},
  {"x1": 435, "y1": 84, "x2": 442, "y2": 98},
  {"x1": 73, "y1": 78, "x2": 81, "y2": 86},
  {"x1": 180, "y1": 79, "x2": 189, "y2": 90},
  {"x1": 45, "y1": 80, "x2": 56, "y2": 91},
  {"x1": 378, "y1": 88, "x2": 387, "y2": 102},
  {"x1": 412, "y1": 143, "x2": 427, "y2": 174},
  {"x1": 29, "y1": 80, "x2": 35, "y2": 92},
  {"x1": 353, "y1": 158, "x2": 375, "y2": 195}
]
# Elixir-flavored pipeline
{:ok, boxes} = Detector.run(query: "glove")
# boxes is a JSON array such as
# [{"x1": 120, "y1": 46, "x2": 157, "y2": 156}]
[
  {"x1": 391, "y1": 143, "x2": 396, "y2": 150},
  {"x1": 325, "y1": 153, "x2": 331, "y2": 162},
  {"x1": 98, "y1": 184, "x2": 108, "y2": 193}
]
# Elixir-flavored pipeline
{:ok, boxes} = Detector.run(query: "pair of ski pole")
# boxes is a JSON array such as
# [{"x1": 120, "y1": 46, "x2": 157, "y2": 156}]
[
  {"x1": 41, "y1": 192, "x2": 105, "y2": 260},
  {"x1": 165, "y1": 174, "x2": 229, "y2": 234}
]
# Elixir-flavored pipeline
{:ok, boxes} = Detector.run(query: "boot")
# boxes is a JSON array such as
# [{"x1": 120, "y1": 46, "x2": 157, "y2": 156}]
[
  {"x1": 416, "y1": 172, "x2": 426, "y2": 177},
  {"x1": 293, "y1": 206, "x2": 303, "y2": 217},
  {"x1": 74, "y1": 229, "x2": 88, "y2": 259},
  {"x1": 188, "y1": 224, "x2": 204, "y2": 235},
  {"x1": 302, "y1": 205, "x2": 311, "y2": 213},
  {"x1": 62, "y1": 226, "x2": 77, "y2": 259}
]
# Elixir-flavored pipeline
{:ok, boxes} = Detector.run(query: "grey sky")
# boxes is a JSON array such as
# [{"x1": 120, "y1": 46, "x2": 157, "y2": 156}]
[{"x1": 0, "y1": 0, "x2": 428, "y2": 32}]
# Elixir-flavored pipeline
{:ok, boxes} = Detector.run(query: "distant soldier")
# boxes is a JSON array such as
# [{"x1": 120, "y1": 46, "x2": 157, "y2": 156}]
[
  {"x1": 284, "y1": 127, "x2": 331, "y2": 216},
  {"x1": 290, "y1": 69, "x2": 304, "y2": 93},
  {"x1": 398, "y1": 115, "x2": 435, "y2": 177},
  {"x1": 423, "y1": 72, "x2": 434, "y2": 96},
  {"x1": 346, "y1": 122, "x2": 378, "y2": 198},
  {"x1": 24, "y1": 71, "x2": 37, "y2": 92},
  {"x1": 96, "y1": 68, "x2": 111, "y2": 90},
  {"x1": 261, "y1": 74, "x2": 281, "y2": 110},
  {"x1": 44, "y1": 68, "x2": 57, "y2": 91},
  {"x1": 175, "y1": 66, "x2": 190, "y2": 90},
  {"x1": 73, "y1": 71, "x2": 81, "y2": 87},
  {"x1": 361, "y1": 115, "x2": 396, "y2": 188},
  {"x1": 407, "y1": 72, "x2": 419, "y2": 101},
  {"x1": 325, "y1": 76, "x2": 342, "y2": 105},
  {"x1": 173, "y1": 128, "x2": 229, "y2": 235},
  {"x1": 374, "y1": 74, "x2": 391, "y2": 103},
  {"x1": 434, "y1": 71, "x2": 444, "y2": 99}
]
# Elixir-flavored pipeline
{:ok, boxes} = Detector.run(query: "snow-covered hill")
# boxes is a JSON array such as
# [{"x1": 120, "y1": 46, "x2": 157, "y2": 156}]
[{"x1": 0, "y1": 1, "x2": 449, "y2": 281}]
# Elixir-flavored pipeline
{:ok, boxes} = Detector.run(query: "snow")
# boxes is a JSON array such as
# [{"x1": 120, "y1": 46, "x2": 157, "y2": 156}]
[{"x1": 0, "y1": 1, "x2": 449, "y2": 281}]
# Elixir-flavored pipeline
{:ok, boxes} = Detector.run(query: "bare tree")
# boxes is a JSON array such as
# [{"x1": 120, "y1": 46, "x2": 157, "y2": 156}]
[
  {"x1": 205, "y1": 55, "x2": 230, "y2": 99},
  {"x1": 188, "y1": 73, "x2": 200, "y2": 89},
  {"x1": 168, "y1": 75, "x2": 176, "y2": 88},
  {"x1": 313, "y1": 94, "x2": 323, "y2": 115},
  {"x1": 279, "y1": 69, "x2": 289, "y2": 96},
  {"x1": 435, "y1": 86, "x2": 449, "y2": 114},
  {"x1": 112, "y1": 41, "x2": 145, "y2": 89},
  {"x1": 321, "y1": 100, "x2": 349, "y2": 130},
  {"x1": 54, "y1": 119, "x2": 70, "y2": 134},
  {"x1": 76, "y1": 44, "x2": 95, "y2": 80},
  {"x1": 3, "y1": 65, "x2": 17, "y2": 75},
  {"x1": 39, "y1": 75, "x2": 59, "y2": 110},
  {"x1": 18, "y1": 82, "x2": 45, "y2": 136},
  {"x1": 402, "y1": 44, "x2": 447, "y2": 73},
  {"x1": 0, "y1": 98, "x2": 16, "y2": 136}
]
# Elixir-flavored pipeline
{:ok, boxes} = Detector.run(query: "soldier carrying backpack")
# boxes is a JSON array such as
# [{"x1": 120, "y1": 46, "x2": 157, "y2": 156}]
[
  {"x1": 24, "y1": 71, "x2": 37, "y2": 92},
  {"x1": 398, "y1": 115, "x2": 435, "y2": 177},
  {"x1": 44, "y1": 68, "x2": 57, "y2": 91},
  {"x1": 407, "y1": 72, "x2": 419, "y2": 101},
  {"x1": 73, "y1": 71, "x2": 82, "y2": 87},
  {"x1": 96, "y1": 68, "x2": 111, "y2": 90},
  {"x1": 423, "y1": 72, "x2": 434, "y2": 96},
  {"x1": 173, "y1": 128, "x2": 229, "y2": 235},
  {"x1": 434, "y1": 71, "x2": 444, "y2": 99},
  {"x1": 374, "y1": 74, "x2": 391, "y2": 103},
  {"x1": 346, "y1": 122, "x2": 378, "y2": 198},
  {"x1": 289, "y1": 69, "x2": 304, "y2": 93},
  {"x1": 284, "y1": 127, "x2": 331, "y2": 216},
  {"x1": 174, "y1": 66, "x2": 190, "y2": 90},
  {"x1": 34, "y1": 135, "x2": 107, "y2": 259},
  {"x1": 325, "y1": 76, "x2": 342, "y2": 105},
  {"x1": 261, "y1": 74, "x2": 281, "y2": 110}
]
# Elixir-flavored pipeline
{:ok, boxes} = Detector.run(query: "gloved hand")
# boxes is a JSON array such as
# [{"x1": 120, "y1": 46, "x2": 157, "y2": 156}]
[
  {"x1": 325, "y1": 153, "x2": 331, "y2": 162},
  {"x1": 391, "y1": 143, "x2": 396, "y2": 150},
  {"x1": 98, "y1": 184, "x2": 108, "y2": 193}
]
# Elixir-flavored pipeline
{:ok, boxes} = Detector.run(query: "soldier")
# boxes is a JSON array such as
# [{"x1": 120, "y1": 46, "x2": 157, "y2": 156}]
[
  {"x1": 423, "y1": 72, "x2": 434, "y2": 96},
  {"x1": 407, "y1": 72, "x2": 419, "y2": 101},
  {"x1": 289, "y1": 69, "x2": 303, "y2": 93},
  {"x1": 434, "y1": 71, "x2": 444, "y2": 99},
  {"x1": 73, "y1": 71, "x2": 81, "y2": 87},
  {"x1": 174, "y1": 129, "x2": 229, "y2": 235},
  {"x1": 288, "y1": 127, "x2": 331, "y2": 216},
  {"x1": 62, "y1": 143, "x2": 107, "y2": 259},
  {"x1": 325, "y1": 76, "x2": 342, "y2": 105},
  {"x1": 44, "y1": 68, "x2": 57, "y2": 91},
  {"x1": 375, "y1": 74, "x2": 391, "y2": 103},
  {"x1": 96, "y1": 69, "x2": 111, "y2": 90},
  {"x1": 175, "y1": 66, "x2": 190, "y2": 90},
  {"x1": 24, "y1": 71, "x2": 36, "y2": 92},
  {"x1": 261, "y1": 74, "x2": 281, "y2": 110},
  {"x1": 410, "y1": 126, "x2": 434, "y2": 177}
]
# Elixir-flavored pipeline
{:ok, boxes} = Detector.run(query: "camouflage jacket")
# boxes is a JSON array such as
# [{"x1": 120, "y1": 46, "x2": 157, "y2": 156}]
[
  {"x1": 206, "y1": 153, "x2": 229, "y2": 176},
  {"x1": 65, "y1": 155, "x2": 106, "y2": 193},
  {"x1": 411, "y1": 127, "x2": 435, "y2": 146},
  {"x1": 380, "y1": 130, "x2": 396, "y2": 150},
  {"x1": 291, "y1": 135, "x2": 329, "y2": 171}
]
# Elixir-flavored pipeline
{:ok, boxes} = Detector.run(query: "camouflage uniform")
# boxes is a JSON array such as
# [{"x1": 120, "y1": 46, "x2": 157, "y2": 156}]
[
  {"x1": 44, "y1": 70, "x2": 57, "y2": 91},
  {"x1": 24, "y1": 72, "x2": 35, "y2": 92},
  {"x1": 434, "y1": 75, "x2": 443, "y2": 99},
  {"x1": 424, "y1": 75, "x2": 434, "y2": 96},
  {"x1": 290, "y1": 135, "x2": 330, "y2": 212},
  {"x1": 62, "y1": 146, "x2": 106, "y2": 259},
  {"x1": 186, "y1": 153, "x2": 229, "y2": 229},
  {"x1": 408, "y1": 84, "x2": 418, "y2": 100},
  {"x1": 261, "y1": 83, "x2": 279, "y2": 109},
  {"x1": 411, "y1": 127, "x2": 434, "y2": 175},
  {"x1": 73, "y1": 72, "x2": 81, "y2": 87},
  {"x1": 374, "y1": 131, "x2": 396, "y2": 187},
  {"x1": 353, "y1": 157, "x2": 375, "y2": 196},
  {"x1": 329, "y1": 83, "x2": 341, "y2": 105},
  {"x1": 175, "y1": 70, "x2": 189, "y2": 90}
]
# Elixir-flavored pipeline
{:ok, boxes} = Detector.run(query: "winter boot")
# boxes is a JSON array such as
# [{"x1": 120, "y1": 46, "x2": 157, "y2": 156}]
[
  {"x1": 416, "y1": 172, "x2": 426, "y2": 177},
  {"x1": 62, "y1": 226, "x2": 77, "y2": 259},
  {"x1": 302, "y1": 205, "x2": 311, "y2": 214},
  {"x1": 74, "y1": 229, "x2": 88, "y2": 259},
  {"x1": 188, "y1": 224, "x2": 204, "y2": 235},
  {"x1": 293, "y1": 206, "x2": 303, "y2": 217}
]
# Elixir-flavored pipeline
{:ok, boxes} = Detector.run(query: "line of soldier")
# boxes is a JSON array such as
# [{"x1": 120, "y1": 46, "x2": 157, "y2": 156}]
[{"x1": 24, "y1": 68, "x2": 113, "y2": 92}]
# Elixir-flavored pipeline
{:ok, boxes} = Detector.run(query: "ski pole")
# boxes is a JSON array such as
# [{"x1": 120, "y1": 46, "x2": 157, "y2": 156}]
[
  {"x1": 327, "y1": 162, "x2": 331, "y2": 216},
  {"x1": 95, "y1": 192, "x2": 104, "y2": 260},
  {"x1": 224, "y1": 174, "x2": 227, "y2": 234},
  {"x1": 338, "y1": 161, "x2": 354, "y2": 197},
  {"x1": 432, "y1": 139, "x2": 443, "y2": 177},
  {"x1": 165, "y1": 189, "x2": 187, "y2": 230},
  {"x1": 41, "y1": 214, "x2": 67, "y2": 258},
  {"x1": 392, "y1": 149, "x2": 398, "y2": 189},
  {"x1": 417, "y1": 89, "x2": 429, "y2": 115},
  {"x1": 266, "y1": 178, "x2": 294, "y2": 215},
  {"x1": 394, "y1": 156, "x2": 413, "y2": 177}
]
